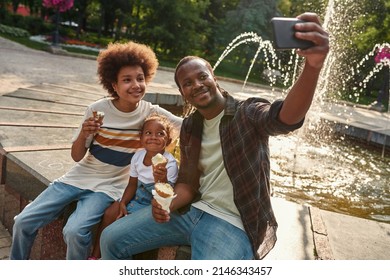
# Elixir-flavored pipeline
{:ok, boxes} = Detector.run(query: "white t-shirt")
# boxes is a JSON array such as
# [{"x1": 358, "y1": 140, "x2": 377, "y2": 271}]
[
  {"x1": 130, "y1": 149, "x2": 178, "y2": 185},
  {"x1": 57, "y1": 97, "x2": 182, "y2": 200},
  {"x1": 192, "y1": 110, "x2": 244, "y2": 231}
]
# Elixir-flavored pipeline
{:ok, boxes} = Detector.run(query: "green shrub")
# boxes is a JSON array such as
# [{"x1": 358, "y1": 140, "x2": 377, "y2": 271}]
[
  {"x1": 1, "y1": 11, "x2": 53, "y2": 36},
  {"x1": 7, "y1": 13, "x2": 26, "y2": 27},
  {"x1": 0, "y1": 24, "x2": 30, "y2": 37},
  {"x1": 24, "y1": 16, "x2": 52, "y2": 35}
]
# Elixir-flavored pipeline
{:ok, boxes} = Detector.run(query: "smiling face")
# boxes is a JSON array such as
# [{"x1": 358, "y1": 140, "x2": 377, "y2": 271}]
[
  {"x1": 112, "y1": 65, "x2": 146, "y2": 112},
  {"x1": 140, "y1": 119, "x2": 170, "y2": 154},
  {"x1": 175, "y1": 58, "x2": 226, "y2": 119}
]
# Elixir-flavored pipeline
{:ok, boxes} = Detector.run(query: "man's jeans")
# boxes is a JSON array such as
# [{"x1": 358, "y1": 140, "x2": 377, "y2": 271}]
[
  {"x1": 10, "y1": 181, "x2": 113, "y2": 260},
  {"x1": 100, "y1": 205, "x2": 253, "y2": 260}
]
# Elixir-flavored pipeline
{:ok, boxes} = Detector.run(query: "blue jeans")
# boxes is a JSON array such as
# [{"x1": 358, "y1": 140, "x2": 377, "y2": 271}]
[
  {"x1": 126, "y1": 181, "x2": 154, "y2": 213},
  {"x1": 10, "y1": 181, "x2": 113, "y2": 260},
  {"x1": 100, "y1": 206, "x2": 254, "y2": 260}
]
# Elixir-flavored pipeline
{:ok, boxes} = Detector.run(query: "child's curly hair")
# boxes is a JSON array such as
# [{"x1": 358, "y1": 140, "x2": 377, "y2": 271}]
[
  {"x1": 141, "y1": 113, "x2": 175, "y2": 146},
  {"x1": 97, "y1": 41, "x2": 159, "y2": 98}
]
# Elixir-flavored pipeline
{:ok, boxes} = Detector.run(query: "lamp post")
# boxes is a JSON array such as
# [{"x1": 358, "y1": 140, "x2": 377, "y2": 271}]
[
  {"x1": 53, "y1": 8, "x2": 60, "y2": 47},
  {"x1": 42, "y1": 0, "x2": 74, "y2": 48}
]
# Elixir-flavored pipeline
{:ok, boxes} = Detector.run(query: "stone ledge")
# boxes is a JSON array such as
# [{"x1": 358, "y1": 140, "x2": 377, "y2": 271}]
[{"x1": 309, "y1": 206, "x2": 334, "y2": 260}]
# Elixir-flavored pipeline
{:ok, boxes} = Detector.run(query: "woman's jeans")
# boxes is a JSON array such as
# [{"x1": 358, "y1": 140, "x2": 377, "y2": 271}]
[
  {"x1": 10, "y1": 181, "x2": 113, "y2": 260},
  {"x1": 100, "y1": 206, "x2": 254, "y2": 260}
]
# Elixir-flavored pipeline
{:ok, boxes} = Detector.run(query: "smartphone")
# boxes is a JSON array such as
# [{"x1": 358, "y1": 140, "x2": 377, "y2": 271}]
[{"x1": 270, "y1": 17, "x2": 314, "y2": 50}]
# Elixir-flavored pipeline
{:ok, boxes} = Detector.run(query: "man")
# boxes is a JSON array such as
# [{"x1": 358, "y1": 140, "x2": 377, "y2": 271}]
[{"x1": 100, "y1": 12, "x2": 329, "y2": 260}]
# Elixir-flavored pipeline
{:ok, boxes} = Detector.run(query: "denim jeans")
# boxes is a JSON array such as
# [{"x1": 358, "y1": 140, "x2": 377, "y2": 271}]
[
  {"x1": 126, "y1": 181, "x2": 154, "y2": 213},
  {"x1": 10, "y1": 181, "x2": 113, "y2": 260},
  {"x1": 100, "y1": 205, "x2": 254, "y2": 260}
]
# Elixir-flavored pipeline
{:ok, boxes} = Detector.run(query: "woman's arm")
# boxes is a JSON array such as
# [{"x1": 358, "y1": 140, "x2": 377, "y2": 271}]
[{"x1": 71, "y1": 116, "x2": 101, "y2": 161}]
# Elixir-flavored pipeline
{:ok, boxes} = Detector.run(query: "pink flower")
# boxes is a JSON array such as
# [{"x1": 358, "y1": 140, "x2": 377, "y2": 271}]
[
  {"x1": 375, "y1": 46, "x2": 390, "y2": 64},
  {"x1": 42, "y1": 0, "x2": 74, "y2": 12}
]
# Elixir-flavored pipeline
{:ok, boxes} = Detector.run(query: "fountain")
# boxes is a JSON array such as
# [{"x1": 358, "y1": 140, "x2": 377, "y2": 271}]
[{"x1": 212, "y1": 0, "x2": 390, "y2": 223}]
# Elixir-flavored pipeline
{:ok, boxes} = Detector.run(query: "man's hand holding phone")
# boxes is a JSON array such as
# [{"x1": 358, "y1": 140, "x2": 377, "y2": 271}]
[
  {"x1": 271, "y1": 13, "x2": 329, "y2": 69},
  {"x1": 271, "y1": 17, "x2": 314, "y2": 50}
]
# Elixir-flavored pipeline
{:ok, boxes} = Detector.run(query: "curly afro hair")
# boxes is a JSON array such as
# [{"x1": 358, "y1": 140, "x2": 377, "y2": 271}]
[
  {"x1": 97, "y1": 41, "x2": 159, "y2": 98},
  {"x1": 141, "y1": 112, "x2": 175, "y2": 146}
]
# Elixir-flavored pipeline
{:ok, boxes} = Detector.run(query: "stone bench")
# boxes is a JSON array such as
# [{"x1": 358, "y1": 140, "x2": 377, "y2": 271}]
[
  {"x1": 0, "y1": 149, "x2": 191, "y2": 260},
  {"x1": 0, "y1": 83, "x2": 186, "y2": 260}
]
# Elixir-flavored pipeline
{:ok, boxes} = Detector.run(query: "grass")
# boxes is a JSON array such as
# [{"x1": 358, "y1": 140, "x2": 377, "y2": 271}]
[{"x1": 1, "y1": 33, "x2": 48, "y2": 50}]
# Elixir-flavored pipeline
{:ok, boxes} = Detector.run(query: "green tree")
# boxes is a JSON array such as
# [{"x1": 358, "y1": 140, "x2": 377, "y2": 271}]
[
  {"x1": 135, "y1": 0, "x2": 210, "y2": 59},
  {"x1": 278, "y1": 0, "x2": 326, "y2": 17},
  {"x1": 72, "y1": 0, "x2": 89, "y2": 38},
  {"x1": 202, "y1": 0, "x2": 240, "y2": 60},
  {"x1": 223, "y1": 0, "x2": 278, "y2": 41},
  {"x1": 0, "y1": 0, "x2": 7, "y2": 20},
  {"x1": 212, "y1": 0, "x2": 278, "y2": 80},
  {"x1": 353, "y1": 0, "x2": 389, "y2": 49},
  {"x1": 349, "y1": 0, "x2": 390, "y2": 101}
]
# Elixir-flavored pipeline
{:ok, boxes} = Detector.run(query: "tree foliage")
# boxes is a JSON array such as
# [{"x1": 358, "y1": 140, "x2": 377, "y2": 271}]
[
  {"x1": 1, "y1": 0, "x2": 389, "y2": 90},
  {"x1": 134, "y1": 0, "x2": 210, "y2": 59},
  {"x1": 224, "y1": 0, "x2": 277, "y2": 41},
  {"x1": 353, "y1": 0, "x2": 389, "y2": 50}
]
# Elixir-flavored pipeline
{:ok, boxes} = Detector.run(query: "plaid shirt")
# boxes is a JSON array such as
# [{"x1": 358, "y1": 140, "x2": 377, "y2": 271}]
[{"x1": 177, "y1": 93, "x2": 303, "y2": 259}]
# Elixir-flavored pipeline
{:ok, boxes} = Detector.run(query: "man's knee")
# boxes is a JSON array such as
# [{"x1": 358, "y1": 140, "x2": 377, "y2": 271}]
[
  {"x1": 99, "y1": 226, "x2": 116, "y2": 256},
  {"x1": 100, "y1": 224, "x2": 114, "y2": 246}
]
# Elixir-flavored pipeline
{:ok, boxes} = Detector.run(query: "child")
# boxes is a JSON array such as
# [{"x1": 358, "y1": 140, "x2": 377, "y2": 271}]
[
  {"x1": 88, "y1": 113, "x2": 178, "y2": 259},
  {"x1": 10, "y1": 41, "x2": 182, "y2": 260}
]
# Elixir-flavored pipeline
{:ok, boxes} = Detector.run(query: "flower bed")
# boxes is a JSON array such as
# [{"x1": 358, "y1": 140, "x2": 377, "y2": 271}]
[{"x1": 30, "y1": 35, "x2": 103, "y2": 52}]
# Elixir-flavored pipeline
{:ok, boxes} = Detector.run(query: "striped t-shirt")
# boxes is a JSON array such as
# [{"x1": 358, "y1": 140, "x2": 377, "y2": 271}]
[{"x1": 57, "y1": 97, "x2": 182, "y2": 200}]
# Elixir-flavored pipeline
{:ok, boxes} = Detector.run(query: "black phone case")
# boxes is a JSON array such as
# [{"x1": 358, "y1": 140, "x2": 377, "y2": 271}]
[{"x1": 271, "y1": 17, "x2": 314, "y2": 50}]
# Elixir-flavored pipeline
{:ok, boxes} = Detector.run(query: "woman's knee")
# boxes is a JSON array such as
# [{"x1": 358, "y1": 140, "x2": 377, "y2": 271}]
[
  {"x1": 13, "y1": 209, "x2": 38, "y2": 233},
  {"x1": 13, "y1": 213, "x2": 27, "y2": 232},
  {"x1": 62, "y1": 221, "x2": 90, "y2": 243}
]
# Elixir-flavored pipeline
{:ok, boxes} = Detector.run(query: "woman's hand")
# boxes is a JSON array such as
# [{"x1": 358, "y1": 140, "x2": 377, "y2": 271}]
[
  {"x1": 71, "y1": 116, "x2": 102, "y2": 162},
  {"x1": 81, "y1": 117, "x2": 102, "y2": 139}
]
